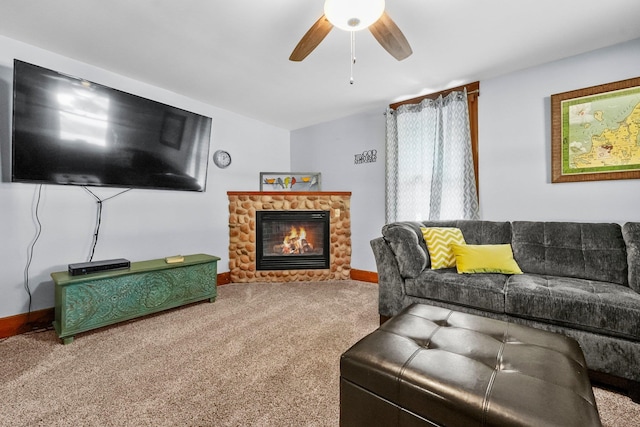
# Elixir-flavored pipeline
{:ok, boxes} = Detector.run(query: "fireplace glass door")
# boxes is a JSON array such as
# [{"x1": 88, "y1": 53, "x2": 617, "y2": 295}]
[{"x1": 256, "y1": 210, "x2": 330, "y2": 270}]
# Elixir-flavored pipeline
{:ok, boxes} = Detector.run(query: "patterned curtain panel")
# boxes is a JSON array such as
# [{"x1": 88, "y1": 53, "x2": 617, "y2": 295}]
[{"x1": 385, "y1": 89, "x2": 479, "y2": 223}]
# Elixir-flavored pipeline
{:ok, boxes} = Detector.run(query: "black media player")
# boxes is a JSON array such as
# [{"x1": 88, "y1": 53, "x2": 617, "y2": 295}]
[{"x1": 68, "y1": 258, "x2": 131, "y2": 276}]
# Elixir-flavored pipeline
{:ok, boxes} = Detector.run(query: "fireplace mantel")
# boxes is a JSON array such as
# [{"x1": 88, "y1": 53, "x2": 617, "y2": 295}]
[
  {"x1": 227, "y1": 191, "x2": 351, "y2": 283},
  {"x1": 227, "y1": 191, "x2": 352, "y2": 197}
]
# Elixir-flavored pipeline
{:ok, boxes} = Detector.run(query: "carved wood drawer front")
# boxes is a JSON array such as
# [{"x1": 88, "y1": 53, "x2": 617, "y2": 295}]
[{"x1": 52, "y1": 254, "x2": 220, "y2": 344}]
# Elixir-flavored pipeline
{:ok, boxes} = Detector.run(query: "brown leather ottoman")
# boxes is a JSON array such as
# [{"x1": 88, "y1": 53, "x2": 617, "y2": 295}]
[{"x1": 340, "y1": 304, "x2": 602, "y2": 426}]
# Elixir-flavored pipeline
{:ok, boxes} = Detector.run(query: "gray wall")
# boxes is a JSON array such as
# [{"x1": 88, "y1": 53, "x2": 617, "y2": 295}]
[
  {"x1": 0, "y1": 35, "x2": 291, "y2": 318},
  {"x1": 479, "y1": 38, "x2": 640, "y2": 222},
  {"x1": 2, "y1": 33, "x2": 639, "y2": 318},
  {"x1": 291, "y1": 110, "x2": 386, "y2": 274},
  {"x1": 291, "y1": 38, "x2": 640, "y2": 272}
]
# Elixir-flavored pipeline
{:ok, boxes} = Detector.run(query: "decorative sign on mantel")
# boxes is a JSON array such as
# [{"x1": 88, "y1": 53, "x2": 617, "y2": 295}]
[
  {"x1": 354, "y1": 149, "x2": 377, "y2": 165},
  {"x1": 259, "y1": 172, "x2": 321, "y2": 191}
]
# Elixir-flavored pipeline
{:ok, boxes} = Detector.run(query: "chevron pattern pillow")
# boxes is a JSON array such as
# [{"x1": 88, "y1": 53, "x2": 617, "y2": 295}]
[{"x1": 421, "y1": 227, "x2": 466, "y2": 269}]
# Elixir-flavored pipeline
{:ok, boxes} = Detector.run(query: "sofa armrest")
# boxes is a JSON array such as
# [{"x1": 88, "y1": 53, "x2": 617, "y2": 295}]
[
  {"x1": 623, "y1": 222, "x2": 640, "y2": 293},
  {"x1": 380, "y1": 222, "x2": 429, "y2": 278},
  {"x1": 370, "y1": 237, "x2": 406, "y2": 318}
]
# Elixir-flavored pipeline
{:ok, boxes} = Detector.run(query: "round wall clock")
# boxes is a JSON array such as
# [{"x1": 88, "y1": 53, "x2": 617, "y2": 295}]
[{"x1": 213, "y1": 150, "x2": 232, "y2": 168}]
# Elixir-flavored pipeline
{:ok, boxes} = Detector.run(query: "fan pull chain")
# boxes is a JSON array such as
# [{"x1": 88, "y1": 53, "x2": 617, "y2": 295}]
[{"x1": 350, "y1": 31, "x2": 356, "y2": 85}]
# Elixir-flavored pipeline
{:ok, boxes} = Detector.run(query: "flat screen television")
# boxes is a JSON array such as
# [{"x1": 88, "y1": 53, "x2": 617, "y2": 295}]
[{"x1": 11, "y1": 60, "x2": 212, "y2": 191}]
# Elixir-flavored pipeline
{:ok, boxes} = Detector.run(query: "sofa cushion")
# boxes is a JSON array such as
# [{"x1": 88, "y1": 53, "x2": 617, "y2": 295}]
[
  {"x1": 505, "y1": 274, "x2": 640, "y2": 340},
  {"x1": 431, "y1": 220, "x2": 512, "y2": 246},
  {"x1": 452, "y1": 244, "x2": 523, "y2": 275},
  {"x1": 421, "y1": 227, "x2": 466, "y2": 269},
  {"x1": 405, "y1": 269, "x2": 508, "y2": 313},
  {"x1": 622, "y1": 222, "x2": 640, "y2": 293},
  {"x1": 511, "y1": 221, "x2": 628, "y2": 286},
  {"x1": 419, "y1": 220, "x2": 512, "y2": 267}
]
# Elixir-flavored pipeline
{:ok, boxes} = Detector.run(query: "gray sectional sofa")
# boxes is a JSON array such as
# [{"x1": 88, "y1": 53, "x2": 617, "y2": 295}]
[{"x1": 370, "y1": 220, "x2": 640, "y2": 401}]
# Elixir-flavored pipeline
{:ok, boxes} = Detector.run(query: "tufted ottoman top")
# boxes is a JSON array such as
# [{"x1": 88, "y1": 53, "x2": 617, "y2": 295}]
[{"x1": 340, "y1": 304, "x2": 602, "y2": 426}]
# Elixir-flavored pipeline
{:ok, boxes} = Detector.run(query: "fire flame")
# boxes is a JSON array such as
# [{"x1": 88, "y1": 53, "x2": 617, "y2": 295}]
[{"x1": 282, "y1": 226, "x2": 314, "y2": 254}]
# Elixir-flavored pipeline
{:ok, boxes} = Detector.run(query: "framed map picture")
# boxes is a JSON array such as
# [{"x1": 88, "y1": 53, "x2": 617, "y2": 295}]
[{"x1": 551, "y1": 76, "x2": 640, "y2": 183}]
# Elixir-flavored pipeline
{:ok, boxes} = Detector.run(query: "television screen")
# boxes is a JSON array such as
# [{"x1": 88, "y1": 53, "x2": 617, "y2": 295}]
[{"x1": 11, "y1": 60, "x2": 212, "y2": 191}]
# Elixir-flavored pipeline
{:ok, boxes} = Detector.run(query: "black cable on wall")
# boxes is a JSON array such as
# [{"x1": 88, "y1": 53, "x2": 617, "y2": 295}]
[
  {"x1": 82, "y1": 187, "x2": 132, "y2": 262},
  {"x1": 24, "y1": 184, "x2": 44, "y2": 318}
]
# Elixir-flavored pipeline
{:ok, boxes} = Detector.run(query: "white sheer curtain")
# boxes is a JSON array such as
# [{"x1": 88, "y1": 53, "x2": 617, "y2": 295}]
[{"x1": 385, "y1": 89, "x2": 479, "y2": 223}]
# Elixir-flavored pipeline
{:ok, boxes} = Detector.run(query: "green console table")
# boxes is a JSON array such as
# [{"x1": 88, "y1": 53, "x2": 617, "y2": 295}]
[{"x1": 52, "y1": 253, "x2": 220, "y2": 344}]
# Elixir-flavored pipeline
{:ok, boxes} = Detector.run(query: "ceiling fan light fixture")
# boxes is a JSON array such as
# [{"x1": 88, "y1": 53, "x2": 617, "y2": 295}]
[{"x1": 324, "y1": 0, "x2": 385, "y2": 32}]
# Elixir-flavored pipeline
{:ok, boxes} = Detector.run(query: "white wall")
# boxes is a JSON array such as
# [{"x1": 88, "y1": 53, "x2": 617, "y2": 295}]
[
  {"x1": 0, "y1": 35, "x2": 290, "y2": 318},
  {"x1": 3, "y1": 35, "x2": 639, "y2": 318},
  {"x1": 292, "y1": 38, "x2": 640, "y2": 273},
  {"x1": 291, "y1": 110, "x2": 386, "y2": 272},
  {"x1": 479, "y1": 38, "x2": 640, "y2": 222}
]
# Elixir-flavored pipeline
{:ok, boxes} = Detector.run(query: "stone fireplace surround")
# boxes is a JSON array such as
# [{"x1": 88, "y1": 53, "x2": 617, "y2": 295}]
[{"x1": 228, "y1": 191, "x2": 351, "y2": 283}]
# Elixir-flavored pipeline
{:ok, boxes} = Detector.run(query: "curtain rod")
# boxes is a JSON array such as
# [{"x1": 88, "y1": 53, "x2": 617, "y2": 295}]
[{"x1": 384, "y1": 88, "x2": 480, "y2": 115}]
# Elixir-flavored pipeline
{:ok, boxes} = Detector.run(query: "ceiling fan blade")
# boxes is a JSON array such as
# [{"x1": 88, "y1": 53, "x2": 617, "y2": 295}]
[
  {"x1": 369, "y1": 11, "x2": 412, "y2": 61},
  {"x1": 289, "y1": 14, "x2": 333, "y2": 61}
]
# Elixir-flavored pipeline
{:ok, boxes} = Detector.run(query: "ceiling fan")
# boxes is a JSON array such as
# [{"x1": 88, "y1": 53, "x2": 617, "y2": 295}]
[{"x1": 289, "y1": 0, "x2": 412, "y2": 62}]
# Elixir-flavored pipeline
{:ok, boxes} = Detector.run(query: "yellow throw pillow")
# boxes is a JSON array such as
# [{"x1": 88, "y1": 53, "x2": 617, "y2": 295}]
[
  {"x1": 451, "y1": 244, "x2": 523, "y2": 274},
  {"x1": 420, "y1": 227, "x2": 466, "y2": 269}
]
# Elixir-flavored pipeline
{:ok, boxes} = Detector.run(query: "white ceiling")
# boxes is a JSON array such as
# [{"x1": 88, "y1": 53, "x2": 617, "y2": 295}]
[{"x1": 1, "y1": 0, "x2": 639, "y2": 130}]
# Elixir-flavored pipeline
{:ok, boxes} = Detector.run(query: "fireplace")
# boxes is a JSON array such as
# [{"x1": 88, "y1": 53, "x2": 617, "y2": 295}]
[
  {"x1": 256, "y1": 210, "x2": 330, "y2": 270},
  {"x1": 228, "y1": 191, "x2": 351, "y2": 283}
]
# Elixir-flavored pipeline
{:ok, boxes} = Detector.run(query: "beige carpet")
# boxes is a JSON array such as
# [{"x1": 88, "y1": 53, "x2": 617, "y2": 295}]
[{"x1": 1, "y1": 281, "x2": 638, "y2": 426}]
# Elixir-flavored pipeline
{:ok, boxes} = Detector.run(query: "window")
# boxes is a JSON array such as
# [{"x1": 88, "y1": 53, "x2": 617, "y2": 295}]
[{"x1": 385, "y1": 82, "x2": 479, "y2": 222}]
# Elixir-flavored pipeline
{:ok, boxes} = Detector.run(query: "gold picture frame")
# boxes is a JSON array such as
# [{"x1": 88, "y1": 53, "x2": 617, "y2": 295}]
[{"x1": 551, "y1": 76, "x2": 640, "y2": 183}]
